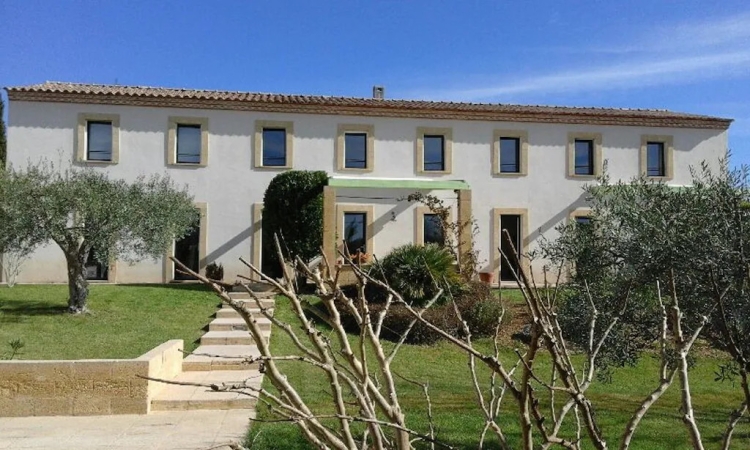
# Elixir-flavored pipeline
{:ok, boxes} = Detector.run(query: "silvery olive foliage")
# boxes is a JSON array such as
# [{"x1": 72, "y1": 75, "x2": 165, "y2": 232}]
[
  {"x1": 544, "y1": 159, "x2": 750, "y2": 447},
  {"x1": 0, "y1": 160, "x2": 198, "y2": 312}
]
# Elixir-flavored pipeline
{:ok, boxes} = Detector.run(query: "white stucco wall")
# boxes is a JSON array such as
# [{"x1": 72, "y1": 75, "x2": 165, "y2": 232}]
[{"x1": 6, "y1": 100, "x2": 728, "y2": 284}]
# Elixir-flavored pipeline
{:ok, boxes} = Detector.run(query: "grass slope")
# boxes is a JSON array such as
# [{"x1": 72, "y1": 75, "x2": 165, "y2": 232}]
[
  {"x1": 0, "y1": 284, "x2": 218, "y2": 360},
  {"x1": 248, "y1": 296, "x2": 750, "y2": 449}
]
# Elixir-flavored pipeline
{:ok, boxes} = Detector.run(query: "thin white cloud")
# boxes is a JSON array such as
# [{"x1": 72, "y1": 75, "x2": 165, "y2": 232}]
[
  {"x1": 434, "y1": 51, "x2": 750, "y2": 101},
  {"x1": 411, "y1": 12, "x2": 750, "y2": 102}
]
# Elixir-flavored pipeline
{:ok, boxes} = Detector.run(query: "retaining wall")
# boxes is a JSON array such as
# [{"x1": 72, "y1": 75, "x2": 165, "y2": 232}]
[{"x1": 0, "y1": 339, "x2": 183, "y2": 417}]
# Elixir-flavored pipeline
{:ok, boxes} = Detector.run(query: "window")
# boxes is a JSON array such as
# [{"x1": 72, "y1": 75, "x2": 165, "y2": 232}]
[
  {"x1": 337, "y1": 205, "x2": 374, "y2": 257},
  {"x1": 84, "y1": 248, "x2": 109, "y2": 281},
  {"x1": 647, "y1": 142, "x2": 665, "y2": 177},
  {"x1": 640, "y1": 135, "x2": 673, "y2": 180},
  {"x1": 174, "y1": 225, "x2": 200, "y2": 280},
  {"x1": 423, "y1": 213, "x2": 444, "y2": 245},
  {"x1": 575, "y1": 216, "x2": 592, "y2": 226},
  {"x1": 343, "y1": 212, "x2": 367, "y2": 255},
  {"x1": 166, "y1": 202, "x2": 207, "y2": 282},
  {"x1": 568, "y1": 132, "x2": 602, "y2": 178},
  {"x1": 344, "y1": 133, "x2": 367, "y2": 169},
  {"x1": 500, "y1": 137, "x2": 520, "y2": 173},
  {"x1": 87, "y1": 122, "x2": 113, "y2": 161},
  {"x1": 167, "y1": 117, "x2": 208, "y2": 166},
  {"x1": 176, "y1": 124, "x2": 202, "y2": 164},
  {"x1": 77, "y1": 113, "x2": 120, "y2": 163},
  {"x1": 493, "y1": 130, "x2": 528, "y2": 176},
  {"x1": 574, "y1": 140, "x2": 594, "y2": 175},
  {"x1": 423, "y1": 135, "x2": 445, "y2": 171},
  {"x1": 337, "y1": 124, "x2": 374, "y2": 172},
  {"x1": 262, "y1": 129, "x2": 287, "y2": 167},
  {"x1": 255, "y1": 121, "x2": 294, "y2": 169},
  {"x1": 492, "y1": 208, "x2": 528, "y2": 284},
  {"x1": 499, "y1": 214, "x2": 521, "y2": 282},
  {"x1": 417, "y1": 127, "x2": 453, "y2": 174}
]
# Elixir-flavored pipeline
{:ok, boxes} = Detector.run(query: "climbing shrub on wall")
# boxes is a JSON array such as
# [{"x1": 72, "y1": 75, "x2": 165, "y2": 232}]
[{"x1": 262, "y1": 170, "x2": 328, "y2": 277}]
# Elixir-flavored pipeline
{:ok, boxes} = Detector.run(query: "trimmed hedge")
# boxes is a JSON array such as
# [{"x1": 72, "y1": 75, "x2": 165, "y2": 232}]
[{"x1": 262, "y1": 170, "x2": 328, "y2": 277}]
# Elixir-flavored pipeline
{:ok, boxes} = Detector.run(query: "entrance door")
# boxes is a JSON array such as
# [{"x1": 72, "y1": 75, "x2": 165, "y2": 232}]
[
  {"x1": 499, "y1": 214, "x2": 521, "y2": 282},
  {"x1": 174, "y1": 226, "x2": 200, "y2": 280}
]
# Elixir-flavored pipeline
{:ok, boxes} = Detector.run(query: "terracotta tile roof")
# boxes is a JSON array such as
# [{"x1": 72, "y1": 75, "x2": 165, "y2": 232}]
[{"x1": 5, "y1": 81, "x2": 732, "y2": 129}]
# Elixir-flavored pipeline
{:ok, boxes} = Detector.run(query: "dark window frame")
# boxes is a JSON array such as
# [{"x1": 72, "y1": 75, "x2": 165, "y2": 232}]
[
  {"x1": 175, "y1": 124, "x2": 202, "y2": 164},
  {"x1": 262, "y1": 128, "x2": 288, "y2": 167},
  {"x1": 646, "y1": 141, "x2": 666, "y2": 177},
  {"x1": 574, "y1": 139, "x2": 595, "y2": 176},
  {"x1": 499, "y1": 137, "x2": 521, "y2": 173},
  {"x1": 344, "y1": 132, "x2": 368, "y2": 169},
  {"x1": 423, "y1": 135, "x2": 446, "y2": 172},
  {"x1": 86, "y1": 121, "x2": 113, "y2": 162},
  {"x1": 343, "y1": 212, "x2": 367, "y2": 255},
  {"x1": 84, "y1": 249, "x2": 109, "y2": 281},
  {"x1": 174, "y1": 224, "x2": 200, "y2": 281},
  {"x1": 423, "y1": 213, "x2": 445, "y2": 246}
]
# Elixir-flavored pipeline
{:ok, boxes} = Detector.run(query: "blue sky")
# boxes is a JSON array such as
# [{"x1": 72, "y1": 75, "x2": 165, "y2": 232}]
[{"x1": 2, "y1": 0, "x2": 749, "y2": 165}]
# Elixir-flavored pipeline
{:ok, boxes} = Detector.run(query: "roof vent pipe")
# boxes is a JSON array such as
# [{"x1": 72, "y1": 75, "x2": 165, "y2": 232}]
[{"x1": 372, "y1": 86, "x2": 385, "y2": 99}]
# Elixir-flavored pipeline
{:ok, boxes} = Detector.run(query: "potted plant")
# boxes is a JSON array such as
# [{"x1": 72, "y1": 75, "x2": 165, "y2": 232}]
[{"x1": 478, "y1": 271, "x2": 495, "y2": 284}]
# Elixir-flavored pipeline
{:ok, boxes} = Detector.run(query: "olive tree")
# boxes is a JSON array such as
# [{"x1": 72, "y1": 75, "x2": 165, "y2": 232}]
[
  {"x1": 0, "y1": 161, "x2": 198, "y2": 313},
  {"x1": 543, "y1": 160, "x2": 750, "y2": 449}
]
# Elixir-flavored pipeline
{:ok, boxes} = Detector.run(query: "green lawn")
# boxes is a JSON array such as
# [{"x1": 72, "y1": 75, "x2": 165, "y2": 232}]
[
  {"x1": 248, "y1": 296, "x2": 750, "y2": 449},
  {"x1": 0, "y1": 284, "x2": 219, "y2": 360}
]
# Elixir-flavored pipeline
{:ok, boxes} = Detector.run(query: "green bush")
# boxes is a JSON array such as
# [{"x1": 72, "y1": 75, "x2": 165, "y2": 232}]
[
  {"x1": 372, "y1": 244, "x2": 460, "y2": 307},
  {"x1": 334, "y1": 281, "x2": 505, "y2": 345},
  {"x1": 262, "y1": 170, "x2": 328, "y2": 277}
]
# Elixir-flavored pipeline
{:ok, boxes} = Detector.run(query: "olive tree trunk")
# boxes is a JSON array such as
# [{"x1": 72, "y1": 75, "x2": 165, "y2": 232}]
[{"x1": 65, "y1": 250, "x2": 89, "y2": 313}]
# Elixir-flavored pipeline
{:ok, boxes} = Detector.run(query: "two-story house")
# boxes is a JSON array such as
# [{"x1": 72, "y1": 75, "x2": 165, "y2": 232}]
[{"x1": 3, "y1": 82, "x2": 731, "y2": 285}]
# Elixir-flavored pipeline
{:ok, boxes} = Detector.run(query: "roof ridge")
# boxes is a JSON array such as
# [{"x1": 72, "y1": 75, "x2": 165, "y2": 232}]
[{"x1": 12, "y1": 81, "x2": 675, "y2": 113}]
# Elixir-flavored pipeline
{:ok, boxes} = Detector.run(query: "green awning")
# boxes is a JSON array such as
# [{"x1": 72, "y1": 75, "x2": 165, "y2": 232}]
[{"x1": 327, "y1": 177, "x2": 470, "y2": 190}]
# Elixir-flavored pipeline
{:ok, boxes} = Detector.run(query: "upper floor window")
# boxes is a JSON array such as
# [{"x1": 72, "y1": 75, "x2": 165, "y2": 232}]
[
  {"x1": 87, "y1": 121, "x2": 113, "y2": 162},
  {"x1": 77, "y1": 113, "x2": 120, "y2": 164},
  {"x1": 262, "y1": 128, "x2": 287, "y2": 167},
  {"x1": 417, "y1": 127, "x2": 453, "y2": 174},
  {"x1": 500, "y1": 137, "x2": 520, "y2": 173},
  {"x1": 255, "y1": 121, "x2": 294, "y2": 169},
  {"x1": 337, "y1": 124, "x2": 374, "y2": 172},
  {"x1": 168, "y1": 117, "x2": 208, "y2": 167},
  {"x1": 423, "y1": 135, "x2": 445, "y2": 171},
  {"x1": 574, "y1": 139, "x2": 594, "y2": 175},
  {"x1": 646, "y1": 142, "x2": 665, "y2": 177},
  {"x1": 568, "y1": 132, "x2": 602, "y2": 178},
  {"x1": 345, "y1": 133, "x2": 368, "y2": 169},
  {"x1": 493, "y1": 130, "x2": 528, "y2": 177},
  {"x1": 176, "y1": 124, "x2": 202, "y2": 164},
  {"x1": 640, "y1": 135, "x2": 673, "y2": 180}
]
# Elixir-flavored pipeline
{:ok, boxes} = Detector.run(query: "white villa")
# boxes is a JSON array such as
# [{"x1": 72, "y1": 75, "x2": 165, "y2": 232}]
[{"x1": 3, "y1": 82, "x2": 731, "y2": 285}]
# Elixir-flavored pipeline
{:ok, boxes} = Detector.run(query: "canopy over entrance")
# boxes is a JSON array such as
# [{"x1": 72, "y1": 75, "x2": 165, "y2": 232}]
[
  {"x1": 322, "y1": 176, "x2": 473, "y2": 270},
  {"x1": 328, "y1": 176, "x2": 470, "y2": 191}
]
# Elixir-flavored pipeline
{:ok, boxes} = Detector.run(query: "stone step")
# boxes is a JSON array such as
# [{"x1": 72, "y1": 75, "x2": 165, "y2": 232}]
[
  {"x1": 216, "y1": 306, "x2": 274, "y2": 319},
  {"x1": 209, "y1": 317, "x2": 271, "y2": 332},
  {"x1": 201, "y1": 330, "x2": 270, "y2": 346},
  {"x1": 183, "y1": 345, "x2": 262, "y2": 371},
  {"x1": 229, "y1": 290, "x2": 277, "y2": 300},
  {"x1": 150, "y1": 370, "x2": 262, "y2": 411},
  {"x1": 222, "y1": 298, "x2": 276, "y2": 310}
]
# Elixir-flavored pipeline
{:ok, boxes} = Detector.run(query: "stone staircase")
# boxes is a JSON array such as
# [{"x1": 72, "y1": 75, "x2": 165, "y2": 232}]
[{"x1": 151, "y1": 290, "x2": 276, "y2": 411}]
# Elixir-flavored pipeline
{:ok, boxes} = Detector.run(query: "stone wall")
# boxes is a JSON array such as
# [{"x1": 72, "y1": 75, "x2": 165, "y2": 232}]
[{"x1": 0, "y1": 339, "x2": 183, "y2": 417}]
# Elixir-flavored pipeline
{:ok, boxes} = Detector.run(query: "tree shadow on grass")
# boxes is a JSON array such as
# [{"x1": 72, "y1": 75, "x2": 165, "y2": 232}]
[
  {"x1": 117, "y1": 283, "x2": 212, "y2": 292},
  {"x1": 0, "y1": 299, "x2": 68, "y2": 322}
]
